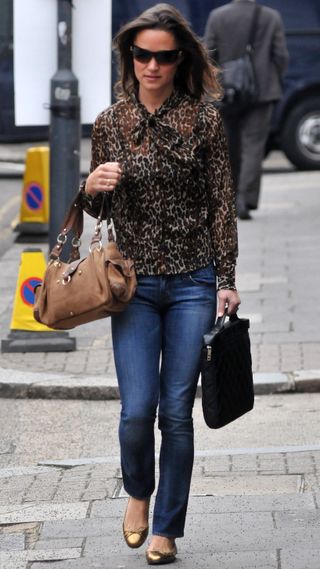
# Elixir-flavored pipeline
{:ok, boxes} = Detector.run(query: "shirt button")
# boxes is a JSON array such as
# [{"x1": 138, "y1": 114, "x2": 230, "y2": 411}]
[
  {"x1": 149, "y1": 117, "x2": 156, "y2": 127},
  {"x1": 159, "y1": 243, "x2": 169, "y2": 253},
  {"x1": 159, "y1": 265, "x2": 166, "y2": 274}
]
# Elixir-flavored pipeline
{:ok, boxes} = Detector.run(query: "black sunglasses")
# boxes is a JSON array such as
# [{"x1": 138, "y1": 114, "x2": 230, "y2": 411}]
[{"x1": 131, "y1": 45, "x2": 182, "y2": 65}]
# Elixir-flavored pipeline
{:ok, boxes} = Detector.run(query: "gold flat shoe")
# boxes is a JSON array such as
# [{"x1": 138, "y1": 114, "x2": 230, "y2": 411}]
[
  {"x1": 146, "y1": 544, "x2": 177, "y2": 565},
  {"x1": 122, "y1": 498, "x2": 149, "y2": 548},
  {"x1": 123, "y1": 524, "x2": 149, "y2": 548}
]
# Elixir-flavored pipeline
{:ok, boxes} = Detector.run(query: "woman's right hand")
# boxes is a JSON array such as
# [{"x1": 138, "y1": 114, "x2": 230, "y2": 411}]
[{"x1": 85, "y1": 162, "x2": 122, "y2": 198}]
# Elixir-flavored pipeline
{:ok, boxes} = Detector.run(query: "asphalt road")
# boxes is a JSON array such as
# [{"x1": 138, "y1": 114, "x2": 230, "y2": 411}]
[
  {"x1": 0, "y1": 178, "x2": 21, "y2": 259},
  {"x1": 1, "y1": 393, "x2": 320, "y2": 468}
]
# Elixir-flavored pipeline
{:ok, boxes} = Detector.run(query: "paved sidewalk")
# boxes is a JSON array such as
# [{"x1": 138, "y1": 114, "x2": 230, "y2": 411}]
[{"x1": 0, "y1": 445, "x2": 320, "y2": 568}]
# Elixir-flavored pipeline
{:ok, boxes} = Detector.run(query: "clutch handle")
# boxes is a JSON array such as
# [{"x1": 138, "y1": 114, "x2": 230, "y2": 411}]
[
  {"x1": 203, "y1": 309, "x2": 239, "y2": 361},
  {"x1": 215, "y1": 310, "x2": 228, "y2": 331},
  {"x1": 215, "y1": 309, "x2": 239, "y2": 333}
]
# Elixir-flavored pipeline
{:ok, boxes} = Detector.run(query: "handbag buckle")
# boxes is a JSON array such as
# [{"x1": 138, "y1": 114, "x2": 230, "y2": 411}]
[
  {"x1": 57, "y1": 233, "x2": 67, "y2": 244},
  {"x1": 72, "y1": 237, "x2": 81, "y2": 248},
  {"x1": 206, "y1": 346, "x2": 212, "y2": 362},
  {"x1": 89, "y1": 241, "x2": 102, "y2": 253}
]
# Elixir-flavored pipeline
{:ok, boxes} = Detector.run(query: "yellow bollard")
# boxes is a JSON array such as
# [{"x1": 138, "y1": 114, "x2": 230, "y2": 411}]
[
  {"x1": 1, "y1": 249, "x2": 76, "y2": 352},
  {"x1": 14, "y1": 147, "x2": 50, "y2": 235}
]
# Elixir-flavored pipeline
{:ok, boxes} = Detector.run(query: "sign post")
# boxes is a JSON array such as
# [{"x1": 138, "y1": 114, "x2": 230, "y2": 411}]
[{"x1": 49, "y1": 0, "x2": 81, "y2": 257}]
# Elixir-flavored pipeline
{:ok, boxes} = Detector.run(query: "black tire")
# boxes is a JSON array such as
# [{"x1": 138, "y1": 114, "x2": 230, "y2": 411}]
[{"x1": 281, "y1": 96, "x2": 320, "y2": 170}]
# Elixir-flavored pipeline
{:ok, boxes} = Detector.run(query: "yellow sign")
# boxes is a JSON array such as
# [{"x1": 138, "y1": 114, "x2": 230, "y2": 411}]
[
  {"x1": 18, "y1": 147, "x2": 49, "y2": 226},
  {"x1": 10, "y1": 250, "x2": 53, "y2": 332}
]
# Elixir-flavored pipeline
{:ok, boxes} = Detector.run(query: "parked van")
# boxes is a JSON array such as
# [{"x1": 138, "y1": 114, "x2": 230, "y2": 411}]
[
  {"x1": 114, "y1": 0, "x2": 320, "y2": 170},
  {"x1": 260, "y1": 0, "x2": 320, "y2": 169},
  {"x1": 1, "y1": 0, "x2": 320, "y2": 170}
]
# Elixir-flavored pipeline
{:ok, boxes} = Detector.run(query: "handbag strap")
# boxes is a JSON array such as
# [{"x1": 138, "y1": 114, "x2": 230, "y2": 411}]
[
  {"x1": 246, "y1": 4, "x2": 261, "y2": 52},
  {"x1": 49, "y1": 191, "x2": 107, "y2": 261}
]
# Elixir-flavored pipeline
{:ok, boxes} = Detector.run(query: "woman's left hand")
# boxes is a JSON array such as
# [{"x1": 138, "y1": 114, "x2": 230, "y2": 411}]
[{"x1": 217, "y1": 289, "x2": 241, "y2": 316}]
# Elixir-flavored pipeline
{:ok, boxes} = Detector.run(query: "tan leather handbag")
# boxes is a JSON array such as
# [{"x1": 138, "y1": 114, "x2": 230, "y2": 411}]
[{"x1": 33, "y1": 193, "x2": 136, "y2": 330}]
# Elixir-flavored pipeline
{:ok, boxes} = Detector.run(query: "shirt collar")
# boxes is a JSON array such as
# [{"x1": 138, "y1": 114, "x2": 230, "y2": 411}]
[{"x1": 130, "y1": 89, "x2": 185, "y2": 119}]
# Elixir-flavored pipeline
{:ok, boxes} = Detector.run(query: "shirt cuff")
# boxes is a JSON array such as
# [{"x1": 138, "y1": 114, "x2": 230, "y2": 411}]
[{"x1": 216, "y1": 261, "x2": 237, "y2": 291}]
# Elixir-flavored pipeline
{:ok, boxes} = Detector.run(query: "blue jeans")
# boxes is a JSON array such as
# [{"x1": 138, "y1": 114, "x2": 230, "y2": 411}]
[{"x1": 111, "y1": 264, "x2": 216, "y2": 538}]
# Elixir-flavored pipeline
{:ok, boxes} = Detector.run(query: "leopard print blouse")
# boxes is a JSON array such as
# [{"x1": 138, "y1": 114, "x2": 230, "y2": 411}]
[{"x1": 80, "y1": 90, "x2": 238, "y2": 290}]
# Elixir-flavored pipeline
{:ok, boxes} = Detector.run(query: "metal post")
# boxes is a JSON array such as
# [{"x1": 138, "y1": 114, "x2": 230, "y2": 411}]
[
  {"x1": 49, "y1": 0, "x2": 81, "y2": 259},
  {"x1": 43, "y1": 0, "x2": 78, "y2": 351}
]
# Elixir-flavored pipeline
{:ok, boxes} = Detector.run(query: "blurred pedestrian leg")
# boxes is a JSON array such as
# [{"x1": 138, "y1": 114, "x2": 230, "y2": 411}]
[{"x1": 223, "y1": 103, "x2": 273, "y2": 215}]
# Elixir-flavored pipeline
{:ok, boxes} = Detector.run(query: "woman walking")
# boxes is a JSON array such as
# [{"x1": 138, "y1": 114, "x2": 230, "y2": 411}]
[{"x1": 81, "y1": 3, "x2": 240, "y2": 564}]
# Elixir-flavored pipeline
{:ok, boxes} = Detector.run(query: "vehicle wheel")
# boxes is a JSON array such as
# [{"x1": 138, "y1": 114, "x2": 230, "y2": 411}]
[{"x1": 281, "y1": 97, "x2": 320, "y2": 170}]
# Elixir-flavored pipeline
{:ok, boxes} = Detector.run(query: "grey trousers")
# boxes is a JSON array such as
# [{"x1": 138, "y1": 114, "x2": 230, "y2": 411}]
[{"x1": 223, "y1": 103, "x2": 273, "y2": 210}]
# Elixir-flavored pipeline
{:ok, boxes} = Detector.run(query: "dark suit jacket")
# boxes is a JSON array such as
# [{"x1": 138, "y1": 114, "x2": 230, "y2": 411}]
[{"x1": 204, "y1": 0, "x2": 289, "y2": 102}]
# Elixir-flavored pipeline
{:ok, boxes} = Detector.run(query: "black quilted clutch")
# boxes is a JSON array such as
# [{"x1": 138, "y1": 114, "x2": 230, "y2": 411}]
[{"x1": 201, "y1": 312, "x2": 254, "y2": 429}]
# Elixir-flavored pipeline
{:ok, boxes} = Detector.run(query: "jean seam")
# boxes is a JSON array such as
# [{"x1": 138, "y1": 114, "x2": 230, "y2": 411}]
[{"x1": 188, "y1": 274, "x2": 216, "y2": 286}]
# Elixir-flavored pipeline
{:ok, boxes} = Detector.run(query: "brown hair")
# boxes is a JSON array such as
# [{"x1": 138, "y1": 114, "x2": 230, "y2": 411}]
[{"x1": 113, "y1": 3, "x2": 221, "y2": 100}]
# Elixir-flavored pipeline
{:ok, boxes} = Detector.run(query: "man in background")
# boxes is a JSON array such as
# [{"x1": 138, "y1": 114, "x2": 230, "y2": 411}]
[{"x1": 204, "y1": 0, "x2": 288, "y2": 219}]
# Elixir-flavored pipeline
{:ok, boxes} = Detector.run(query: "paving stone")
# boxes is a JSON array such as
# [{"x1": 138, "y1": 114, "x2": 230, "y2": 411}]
[
  {"x1": 200, "y1": 457, "x2": 231, "y2": 473},
  {"x1": 24, "y1": 487, "x2": 57, "y2": 501},
  {"x1": 0, "y1": 476, "x2": 34, "y2": 488},
  {"x1": 187, "y1": 494, "x2": 316, "y2": 514},
  {"x1": 190, "y1": 474, "x2": 300, "y2": 495},
  {"x1": 89, "y1": 465, "x2": 120, "y2": 478},
  {"x1": 184, "y1": 517, "x2": 320, "y2": 552},
  {"x1": 53, "y1": 491, "x2": 84, "y2": 502},
  {"x1": 84, "y1": 533, "x2": 128, "y2": 556},
  {"x1": 0, "y1": 532, "x2": 25, "y2": 551},
  {"x1": 287, "y1": 456, "x2": 315, "y2": 474},
  {"x1": 257, "y1": 455, "x2": 286, "y2": 470},
  {"x1": 274, "y1": 510, "x2": 320, "y2": 529},
  {"x1": 0, "y1": 502, "x2": 89, "y2": 524},
  {"x1": 280, "y1": 548, "x2": 320, "y2": 569},
  {"x1": 303, "y1": 475, "x2": 319, "y2": 492},
  {"x1": 0, "y1": 492, "x2": 26, "y2": 505},
  {"x1": 34, "y1": 538, "x2": 84, "y2": 550},
  {"x1": 81, "y1": 491, "x2": 108, "y2": 501},
  {"x1": 90, "y1": 498, "x2": 131, "y2": 518},
  {"x1": 0, "y1": 560, "x2": 27, "y2": 569},
  {"x1": 62, "y1": 466, "x2": 94, "y2": 476},
  {"x1": 230, "y1": 455, "x2": 259, "y2": 471},
  {"x1": 0, "y1": 548, "x2": 81, "y2": 563},
  {"x1": 172, "y1": 550, "x2": 278, "y2": 569},
  {"x1": 40, "y1": 518, "x2": 116, "y2": 539}
]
